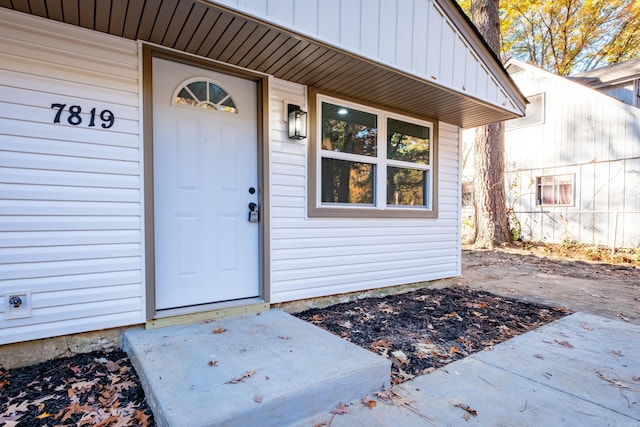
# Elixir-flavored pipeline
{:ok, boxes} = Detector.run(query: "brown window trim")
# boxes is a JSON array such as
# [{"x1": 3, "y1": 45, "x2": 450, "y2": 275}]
[{"x1": 307, "y1": 87, "x2": 439, "y2": 219}]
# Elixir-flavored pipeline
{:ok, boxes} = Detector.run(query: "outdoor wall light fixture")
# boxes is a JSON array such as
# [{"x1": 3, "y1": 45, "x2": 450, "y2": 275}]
[{"x1": 288, "y1": 104, "x2": 307, "y2": 140}]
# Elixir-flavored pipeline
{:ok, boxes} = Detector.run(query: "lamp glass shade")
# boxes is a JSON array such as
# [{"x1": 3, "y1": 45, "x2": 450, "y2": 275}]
[{"x1": 288, "y1": 106, "x2": 307, "y2": 139}]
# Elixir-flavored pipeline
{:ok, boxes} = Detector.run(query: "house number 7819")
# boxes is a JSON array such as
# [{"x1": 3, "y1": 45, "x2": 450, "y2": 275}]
[{"x1": 50, "y1": 103, "x2": 115, "y2": 129}]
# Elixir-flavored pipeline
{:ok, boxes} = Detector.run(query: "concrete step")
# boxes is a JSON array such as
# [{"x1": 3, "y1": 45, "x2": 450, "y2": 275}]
[{"x1": 123, "y1": 309, "x2": 390, "y2": 427}]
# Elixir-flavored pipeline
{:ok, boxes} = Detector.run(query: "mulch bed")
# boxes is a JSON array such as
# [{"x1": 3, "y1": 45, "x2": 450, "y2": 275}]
[
  {"x1": 0, "y1": 350, "x2": 154, "y2": 427},
  {"x1": 1, "y1": 286, "x2": 570, "y2": 425},
  {"x1": 295, "y1": 285, "x2": 571, "y2": 384}
]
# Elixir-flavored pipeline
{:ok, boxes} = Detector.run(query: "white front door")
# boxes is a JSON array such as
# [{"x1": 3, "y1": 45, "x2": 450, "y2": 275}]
[{"x1": 153, "y1": 58, "x2": 260, "y2": 311}]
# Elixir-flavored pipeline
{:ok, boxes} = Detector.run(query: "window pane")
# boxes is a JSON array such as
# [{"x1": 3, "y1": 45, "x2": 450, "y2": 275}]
[
  {"x1": 387, "y1": 167, "x2": 425, "y2": 206},
  {"x1": 175, "y1": 88, "x2": 197, "y2": 107},
  {"x1": 536, "y1": 175, "x2": 573, "y2": 205},
  {"x1": 541, "y1": 184, "x2": 554, "y2": 204},
  {"x1": 208, "y1": 83, "x2": 228, "y2": 104},
  {"x1": 321, "y1": 158, "x2": 374, "y2": 204},
  {"x1": 387, "y1": 118, "x2": 430, "y2": 164},
  {"x1": 321, "y1": 102, "x2": 377, "y2": 156},
  {"x1": 186, "y1": 81, "x2": 207, "y2": 101}
]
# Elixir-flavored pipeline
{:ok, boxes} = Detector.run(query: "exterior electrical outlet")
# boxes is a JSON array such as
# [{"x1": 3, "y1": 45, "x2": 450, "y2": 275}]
[{"x1": 4, "y1": 292, "x2": 31, "y2": 319}]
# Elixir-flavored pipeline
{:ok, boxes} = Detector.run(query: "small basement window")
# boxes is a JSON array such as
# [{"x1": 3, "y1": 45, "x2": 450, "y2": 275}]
[
  {"x1": 173, "y1": 78, "x2": 237, "y2": 113},
  {"x1": 536, "y1": 174, "x2": 574, "y2": 206},
  {"x1": 309, "y1": 90, "x2": 437, "y2": 218}
]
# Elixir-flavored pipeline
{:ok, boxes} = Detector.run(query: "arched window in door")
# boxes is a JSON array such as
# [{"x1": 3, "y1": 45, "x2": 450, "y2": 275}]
[{"x1": 173, "y1": 78, "x2": 237, "y2": 113}]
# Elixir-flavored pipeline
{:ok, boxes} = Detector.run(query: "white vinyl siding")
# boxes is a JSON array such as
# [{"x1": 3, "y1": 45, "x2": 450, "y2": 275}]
[
  {"x1": 0, "y1": 9, "x2": 143, "y2": 344},
  {"x1": 269, "y1": 78, "x2": 460, "y2": 303},
  {"x1": 214, "y1": 0, "x2": 521, "y2": 117}
]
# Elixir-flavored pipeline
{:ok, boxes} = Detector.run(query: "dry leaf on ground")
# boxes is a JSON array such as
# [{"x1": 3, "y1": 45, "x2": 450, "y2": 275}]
[
  {"x1": 225, "y1": 370, "x2": 257, "y2": 384},
  {"x1": 330, "y1": 402, "x2": 350, "y2": 415}
]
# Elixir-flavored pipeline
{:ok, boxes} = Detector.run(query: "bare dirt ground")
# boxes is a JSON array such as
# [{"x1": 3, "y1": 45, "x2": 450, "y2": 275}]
[{"x1": 459, "y1": 246, "x2": 640, "y2": 325}]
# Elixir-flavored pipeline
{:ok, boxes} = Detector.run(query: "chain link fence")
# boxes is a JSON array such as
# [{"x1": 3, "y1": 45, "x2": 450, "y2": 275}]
[{"x1": 462, "y1": 209, "x2": 640, "y2": 249}]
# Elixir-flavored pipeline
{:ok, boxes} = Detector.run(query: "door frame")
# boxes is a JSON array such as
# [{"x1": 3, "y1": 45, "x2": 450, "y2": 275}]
[{"x1": 142, "y1": 45, "x2": 270, "y2": 320}]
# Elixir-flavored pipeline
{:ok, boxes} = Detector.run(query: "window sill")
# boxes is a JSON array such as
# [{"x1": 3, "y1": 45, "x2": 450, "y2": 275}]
[{"x1": 308, "y1": 205, "x2": 438, "y2": 219}]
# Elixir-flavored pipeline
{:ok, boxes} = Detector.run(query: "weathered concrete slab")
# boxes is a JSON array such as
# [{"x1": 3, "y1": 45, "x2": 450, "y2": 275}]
[
  {"x1": 123, "y1": 309, "x2": 390, "y2": 427},
  {"x1": 295, "y1": 313, "x2": 640, "y2": 426}
]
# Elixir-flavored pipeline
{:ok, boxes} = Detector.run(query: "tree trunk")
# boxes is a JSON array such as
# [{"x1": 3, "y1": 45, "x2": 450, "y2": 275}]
[
  {"x1": 472, "y1": 123, "x2": 510, "y2": 247},
  {"x1": 470, "y1": 0, "x2": 511, "y2": 248}
]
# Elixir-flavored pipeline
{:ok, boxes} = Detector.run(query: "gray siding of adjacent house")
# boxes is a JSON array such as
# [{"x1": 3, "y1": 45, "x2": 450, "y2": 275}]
[{"x1": 502, "y1": 64, "x2": 639, "y2": 247}]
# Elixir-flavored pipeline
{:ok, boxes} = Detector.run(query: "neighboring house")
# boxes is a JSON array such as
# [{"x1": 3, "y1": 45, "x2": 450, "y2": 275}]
[
  {"x1": 570, "y1": 58, "x2": 640, "y2": 108},
  {"x1": 0, "y1": 1, "x2": 525, "y2": 346},
  {"x1": 462, "y1": 59, "x2": 640, "y2": 248}
]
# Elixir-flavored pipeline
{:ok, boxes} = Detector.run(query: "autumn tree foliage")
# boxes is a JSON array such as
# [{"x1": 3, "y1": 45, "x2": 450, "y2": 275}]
[
  {"x1": 459, "y1": 0, "x2": 640, "y2": 75},
  {"x1": 458, "y1": 0, "x2": 638, "y2": 248}
]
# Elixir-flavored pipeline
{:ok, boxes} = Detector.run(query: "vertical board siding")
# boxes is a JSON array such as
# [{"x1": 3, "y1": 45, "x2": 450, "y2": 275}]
[
  {"x1": 470, "y1": 63, "x2": 640, "y2": 247},
  {"x1": 269, "y1": 78, "x2": 461, "y2": 303},
  {"x1": 0, "y1": 9, "x2": 142, "y2": 345},
  {"x1": 214, "y1": 0, "x2": 522, "y2": 117}
]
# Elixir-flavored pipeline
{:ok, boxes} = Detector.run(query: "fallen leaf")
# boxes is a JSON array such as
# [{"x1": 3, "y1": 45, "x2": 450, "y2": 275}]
[
  {"x1": 69, "y1": 365, "x2": 83, "y2": 374},
  {"x1": 278, "y1": 336, "x2": 291, "y2": 340},
  {"x1": 371, "y1": 338, "x2": 394, "y2": 350},
  {"x1": 208, "y1": 360, "x2": 218, "y2": 367},
  {"x1": 104, "y1": 360, "x2": 121, "y2": 372},
  {"x1": 112, "y1": 379, "x2": 136, "y2": 392},
  {"x1": 533, "y1": 354, "x2": 545, "y2": 360},
  {"x1": 555, "y1": 340, "x2": 575, "y2": 349},
  {"x1": 393, "y1": 368, "x2": 415, "y2": 383},
  {"x1": 70, "y1": 379, "x2": 100, "y2": 390},
  {"x1": 225, "y1": 369, "x2": 257, "y2": 384},
  {"x1": 134, "y1": 409, "x2": 152, "y2": 426},
  {"x1": 618, "y1": 313, "x2": 630, "y2": 322},
  {"x1": 330, "y1": 402, "x2": 350, "y2": 415},
  {"x1": 472, "y1": 310, "x2": 488, "y2": 319},
  {"x1": 338, "y1": 320, "x2": 353, "y2": 329},
  {"x1": 213, "y1": 327, "x2": 227, "y2": 334},
  {"x1": 254, "y1": 394, "x2": 263, "y2": 403},
  {"x1": 390, "y1": 350, "x2": 409, "y2": 366},
  {"x1": 454, "y1": 403, "x2": 478, "y2": 417},
  {"x1": 362, "y1": 396, "x2": 377, "y2": 409},
  {"x1": 449, "y1": 345, "x2": 463, "y2": 355},
  {"x1": 311, "y1": 314, "x2": 323, "y2": 322},
  {"x1": 611, "y1": 350, "x2": 623, "y2": 357},
  {"x1": 596, "y1": 370, "x2": 630, "y2": 388}
]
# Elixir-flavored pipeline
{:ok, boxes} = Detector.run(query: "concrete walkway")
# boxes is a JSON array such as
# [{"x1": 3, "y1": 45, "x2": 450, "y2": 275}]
[
  {"x1": 296, "y1": 312, "x2": 640, "y2": 426},
  {"x1": 125, "y1": 308, "x2": 639, "y2": 426}
]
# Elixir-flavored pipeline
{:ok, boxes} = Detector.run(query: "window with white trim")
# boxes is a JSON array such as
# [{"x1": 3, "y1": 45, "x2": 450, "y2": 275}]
[
  {"x1": 311, "y1": 93, "x2": 436, "y2": 217},
  {"x1": 536, "y1": 174, "x2": 574, "y2": 206}
]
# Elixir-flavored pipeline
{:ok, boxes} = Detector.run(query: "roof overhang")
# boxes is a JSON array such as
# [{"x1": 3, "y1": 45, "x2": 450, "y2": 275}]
[{"x1": 2, "y1": 0, "x2": 526, "y2": 128}]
